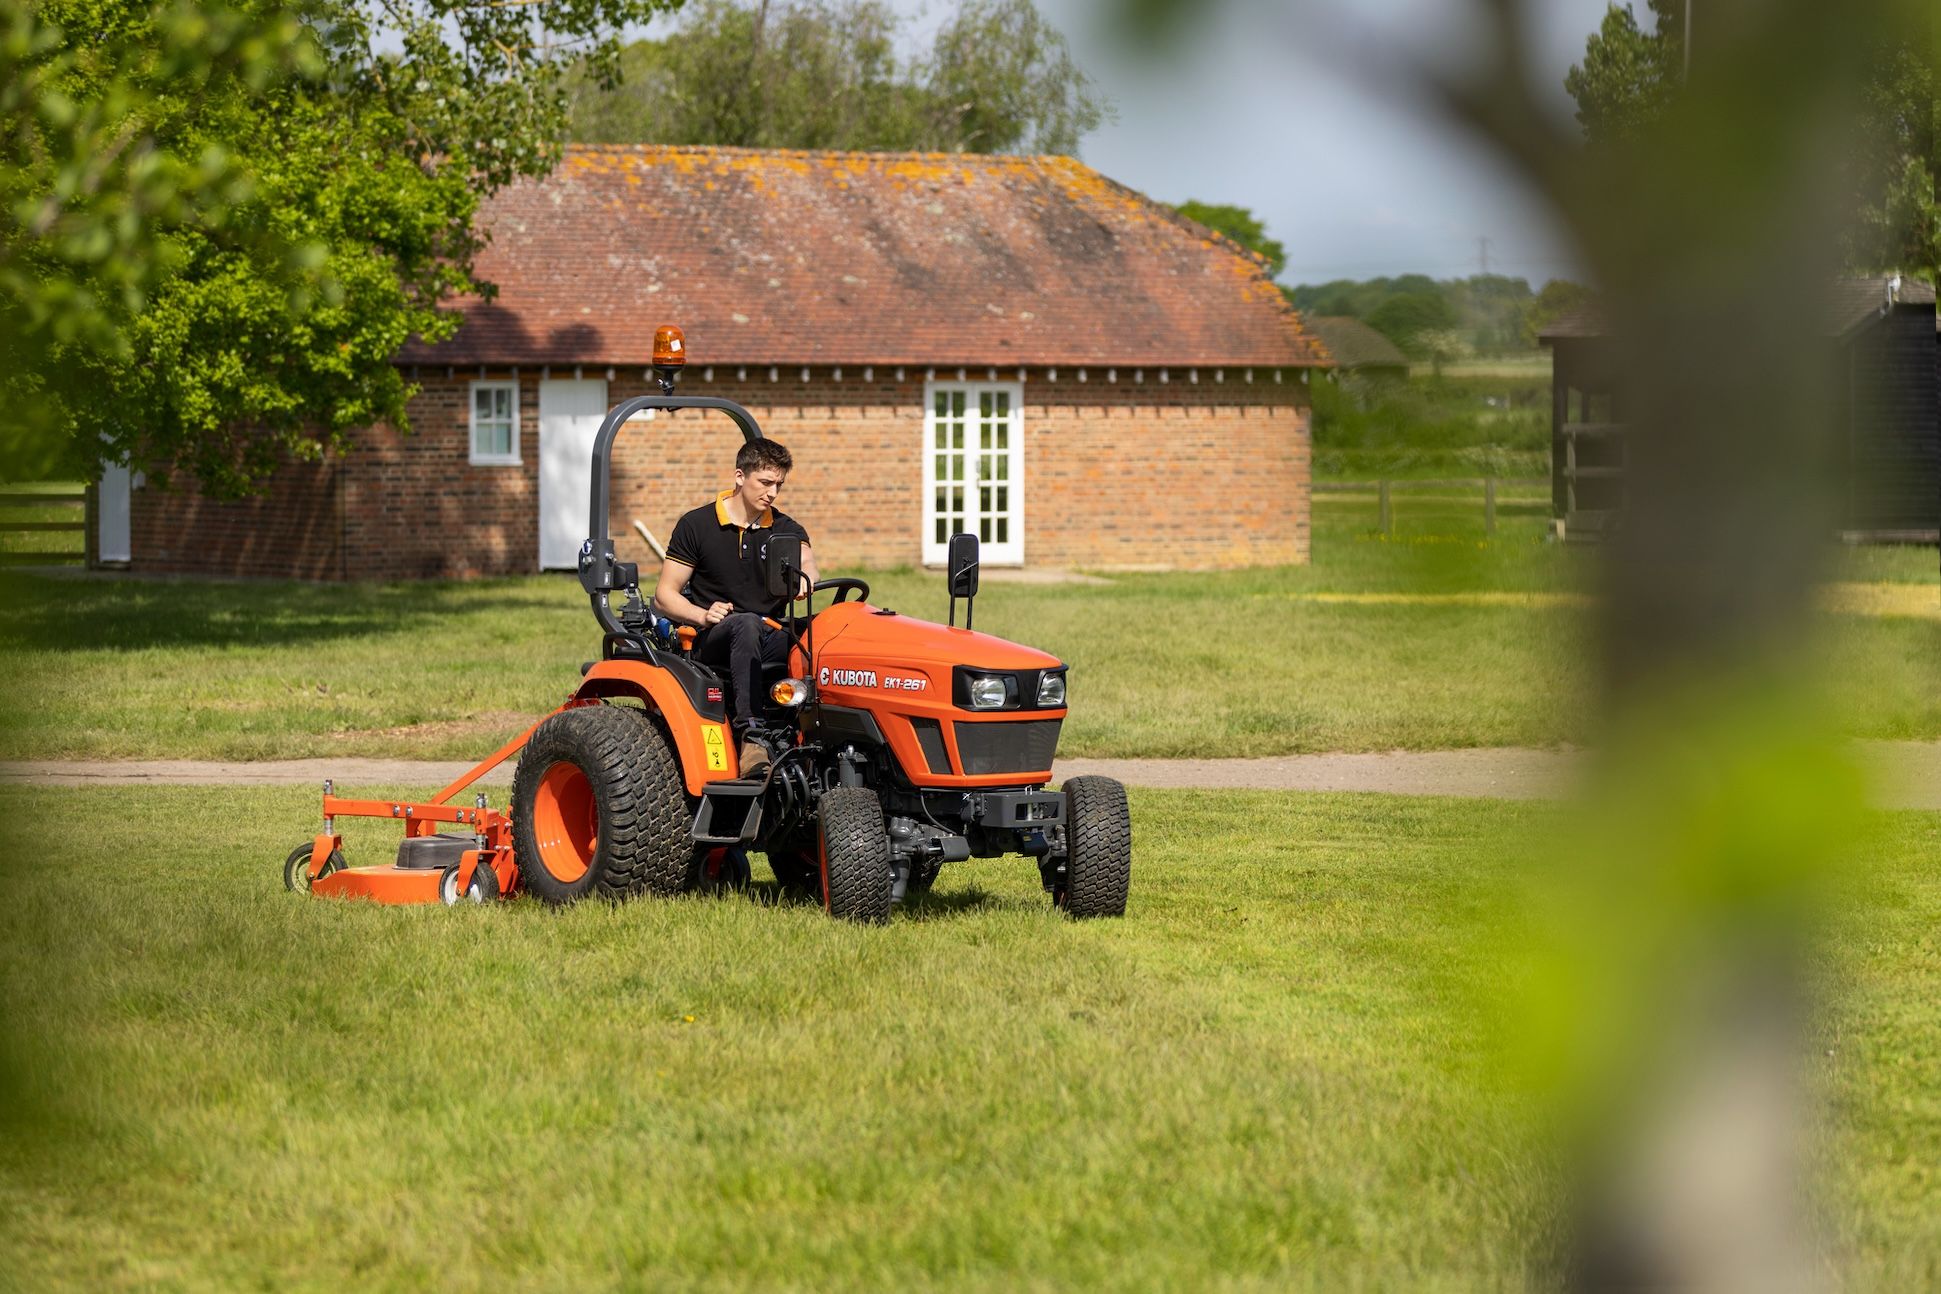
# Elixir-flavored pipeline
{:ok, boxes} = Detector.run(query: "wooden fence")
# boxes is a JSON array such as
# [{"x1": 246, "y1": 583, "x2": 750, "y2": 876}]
[
  {"x1": 0, "y1": 488, "x2": 87, "y2": 566},
  {"x1": 1311, "y1": 477, "x2": 1550, "y2": 535}
]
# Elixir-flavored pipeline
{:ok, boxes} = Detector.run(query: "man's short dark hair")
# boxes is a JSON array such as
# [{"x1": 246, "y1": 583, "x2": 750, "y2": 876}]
[{"x1": 736, "y1": 438, "x2": 792, "y2": 475}]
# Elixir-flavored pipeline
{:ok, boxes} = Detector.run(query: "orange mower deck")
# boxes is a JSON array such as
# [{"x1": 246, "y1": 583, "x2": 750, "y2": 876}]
[{"x1": 291, "y1": 700, "x2": 596, "y2": 905}]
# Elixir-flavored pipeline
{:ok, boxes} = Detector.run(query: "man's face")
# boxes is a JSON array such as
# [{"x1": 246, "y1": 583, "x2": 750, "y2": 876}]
[{"x1": 734, "y1": 466, "x2": 787, "y2": 516}]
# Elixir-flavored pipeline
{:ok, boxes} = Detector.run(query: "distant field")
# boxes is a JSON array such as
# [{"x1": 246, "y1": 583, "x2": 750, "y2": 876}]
[
  {"x1": 1414, "y1": 353, "x2": 1553, "y2": 379},
  {"x1": 1311, "y1": 368, "x2": 1550, "y2": 481},
  {"x1": 2, "y1": 785, "x2": 1936, "y2": 1289}
]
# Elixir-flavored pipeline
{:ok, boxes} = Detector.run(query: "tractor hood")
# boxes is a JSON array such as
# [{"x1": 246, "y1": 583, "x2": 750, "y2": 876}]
[{"x1": 801, "y1": 600, "x2": 1062, "y2": 703}]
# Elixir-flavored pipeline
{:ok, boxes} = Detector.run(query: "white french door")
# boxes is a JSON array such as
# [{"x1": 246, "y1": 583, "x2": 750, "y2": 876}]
[
  {"x1": 538, "y1": 378, "x2": 608, "y2": 570},
  {"x1": 923, "y1": 380, "x2": 1024, "y2": 565}
]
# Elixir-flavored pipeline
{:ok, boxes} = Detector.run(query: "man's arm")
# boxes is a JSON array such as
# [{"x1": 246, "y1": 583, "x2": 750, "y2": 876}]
[
  {"x1": 654, "y1": 558, "x2": 732, "y2": 628},
  {"x1": 797, "y1": 544, "x2": 819, "y2": 600}
]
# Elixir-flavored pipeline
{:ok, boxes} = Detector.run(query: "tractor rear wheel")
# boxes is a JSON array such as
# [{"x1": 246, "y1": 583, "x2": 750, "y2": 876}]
[
  {"x1": 817, "y1": 787, "x2": 893, "y2": 923},
  {"x1": 1058, "y1": 776, "x2": 1131, "y2": 918},
  {"x1": 512, "y1": 705, "x2": 691, "y2": 905}
]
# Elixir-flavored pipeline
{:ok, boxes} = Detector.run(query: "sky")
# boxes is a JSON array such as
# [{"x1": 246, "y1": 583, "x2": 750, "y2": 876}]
[{"x1": 884, "y1": 0, "x2": 1625, "y2": 288}]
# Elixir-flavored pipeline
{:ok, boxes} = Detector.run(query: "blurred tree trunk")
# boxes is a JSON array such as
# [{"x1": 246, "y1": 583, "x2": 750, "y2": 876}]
[{"x1": 1117, "y1": 0, "x2": 1927, "y2": 1285}]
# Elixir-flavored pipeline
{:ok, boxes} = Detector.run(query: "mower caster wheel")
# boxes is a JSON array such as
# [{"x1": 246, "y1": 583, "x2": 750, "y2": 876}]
[
  {"x1": 817, "y1": 787, "x2": 894, "y2": 923},
  {"x1": 906, "y1": 859, "x2": 942, "y2": 896},
  {"x1": 689, "y1": 847, "x2": 751, "y2": 894},
  {"x1": 763, "y1": 848, "x2": 821, "y2": 901},
  {"x1": 1057, "y1": 776, "x2": 1131, "y2": 919},
  {"x1": 438, "y1": 860, "x2": 499, "y2": 906},
  {"x1": 283, "y1": 842, "x2": 346, "y2": 893}
]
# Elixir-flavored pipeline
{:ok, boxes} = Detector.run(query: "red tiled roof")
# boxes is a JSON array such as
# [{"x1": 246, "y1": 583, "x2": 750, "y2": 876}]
[{"x1": 401, "y1": 145, "x2": 1329, "y2": 369}]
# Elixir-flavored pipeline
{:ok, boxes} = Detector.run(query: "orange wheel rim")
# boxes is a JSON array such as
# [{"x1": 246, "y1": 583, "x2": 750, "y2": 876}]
[{"x1": 532, "y1": 762, "x2": 598, "y2": 883}]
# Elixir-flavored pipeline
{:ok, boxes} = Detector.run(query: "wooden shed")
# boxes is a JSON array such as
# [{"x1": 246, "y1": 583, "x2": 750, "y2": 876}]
[{"x1": 1538, "y1": 277, "x2": 1939, "y2": 541}]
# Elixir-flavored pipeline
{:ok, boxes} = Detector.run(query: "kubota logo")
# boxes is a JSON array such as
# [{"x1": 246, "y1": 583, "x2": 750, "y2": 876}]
[{"x1": 822, "y1": 667, "x2": 878, "y2": 688}]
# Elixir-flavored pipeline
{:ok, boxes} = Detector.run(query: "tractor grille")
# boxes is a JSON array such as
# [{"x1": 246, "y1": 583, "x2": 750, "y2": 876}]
[{"x1": 954, "y1": 719, "x2": 1062, "y2": 776}]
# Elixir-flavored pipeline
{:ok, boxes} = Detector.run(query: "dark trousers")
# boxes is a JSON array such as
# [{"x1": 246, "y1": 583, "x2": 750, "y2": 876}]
[{"x1": 693, "y1": 613, "x2": 789, "y2": 726}]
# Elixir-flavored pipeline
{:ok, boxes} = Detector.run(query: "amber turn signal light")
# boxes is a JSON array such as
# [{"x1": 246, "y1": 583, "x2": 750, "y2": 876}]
[
  {"x1": 770, "y1": 678, "x2": 809, "y2": 707},
  {"x1": 653, "y1": 324, "x2": 686, "y2": 369}
]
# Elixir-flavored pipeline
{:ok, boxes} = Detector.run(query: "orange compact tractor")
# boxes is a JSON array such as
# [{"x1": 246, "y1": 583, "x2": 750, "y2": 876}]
[{"x1": 284, "y1": 328, "x2": 1131, "y2": 921}]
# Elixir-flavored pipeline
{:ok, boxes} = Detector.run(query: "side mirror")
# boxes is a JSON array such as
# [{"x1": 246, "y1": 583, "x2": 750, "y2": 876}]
[
  {"x1": 763, "y1": 531, "x2": 801, "y2": 601},
  {"x1": 947, "y1": 532, "x2": 980, "y2": 598}
]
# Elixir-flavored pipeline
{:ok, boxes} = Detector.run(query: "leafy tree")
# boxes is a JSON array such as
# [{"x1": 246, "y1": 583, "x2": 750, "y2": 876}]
[
  {"x1": 1841, "y1": 41, "x2": 1939, "y2": 277},
  {"x1": 567, "y1": 0, "x2": 1109, "y2": 156},
  {"x1": 926, "y1": 0, "x2": 1106, "y2": 155},
  {"x1": 1365, "y1": 290, "x2": 1457, "y2": 359},
  {"x1": 0, "y1": 0, "x2": 319, "y2": 481},
  {"x1": 1563, "y1": 0, "x2": 1685, "y2": 146},
  {"x1": 10, "y1": 0, "x2": 677, "y2": 493},
  {"x1": 1522, "y1": 278, "x2": 1600, "y2": 346},
  {"x1": 571, "y1": 1, "x2": 925, "y2": 150},
  {"x1": 1287, "y1": 274, "x2": 1541, "y2": 356},
  {"x1": 1173, "y1": 201, "x2": 1285, "y2": 278},
  {"x1": 1566, "y1": 0, "x2": 1936, "y2": 281}
]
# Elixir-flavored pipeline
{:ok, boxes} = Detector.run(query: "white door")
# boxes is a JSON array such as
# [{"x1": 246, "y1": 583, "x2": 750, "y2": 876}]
[
  {"x1": 98, "y1": 462, "x2": 131, "y2": 563},
  {"x1": 923, "y1": 380, "x2": 1024, "y2": 565},
  {"x1": 538, "y1": 378, "x2": 608, "y2": 570}
]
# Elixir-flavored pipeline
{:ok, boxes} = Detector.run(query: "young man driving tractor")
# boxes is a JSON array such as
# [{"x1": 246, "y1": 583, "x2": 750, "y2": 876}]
[{"x1": 654, "y1": 437, "x2": 816, "y2": 777}]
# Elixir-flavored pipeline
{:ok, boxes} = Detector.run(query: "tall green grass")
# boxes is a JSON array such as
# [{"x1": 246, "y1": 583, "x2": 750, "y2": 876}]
[{"x1": 2, "y1": 786, "x2": 1934, "y2": 1289}]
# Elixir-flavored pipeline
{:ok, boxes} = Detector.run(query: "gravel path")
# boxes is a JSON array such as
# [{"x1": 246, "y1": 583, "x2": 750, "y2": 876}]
[{"x1": 2, "y1": 743, "x2": 1935, "y2": 808}]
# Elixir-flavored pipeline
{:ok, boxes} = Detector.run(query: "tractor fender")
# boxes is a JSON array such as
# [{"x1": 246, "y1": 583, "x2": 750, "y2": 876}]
[{"x1": 574, "y1": 660, "x2": 736, "y2": 794}]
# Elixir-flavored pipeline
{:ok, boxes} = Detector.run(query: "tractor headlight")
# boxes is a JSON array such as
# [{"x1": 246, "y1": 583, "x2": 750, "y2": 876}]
[
  {"x1": 967, "y1": 675, "x2": 1008, "y2": 710},
  {"x1": 1036, "y1": 671, "x2": 1066, "y2": 707},
  {"x1": 770, "y1": 678, "x2": 809, "y2": 707}
]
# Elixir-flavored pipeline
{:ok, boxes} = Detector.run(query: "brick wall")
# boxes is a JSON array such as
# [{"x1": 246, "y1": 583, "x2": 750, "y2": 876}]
[
  {"x1": 129, "y1": 455, "x2": 345, "y2": 580},
  {"x1": 128, "y1": 364, "x2": 1311, "y2": 579}
]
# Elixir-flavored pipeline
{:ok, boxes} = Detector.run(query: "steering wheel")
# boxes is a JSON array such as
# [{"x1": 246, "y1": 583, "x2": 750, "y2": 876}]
[{"x1": 812, "y1": 577, "x2": 870, "y2": 604}]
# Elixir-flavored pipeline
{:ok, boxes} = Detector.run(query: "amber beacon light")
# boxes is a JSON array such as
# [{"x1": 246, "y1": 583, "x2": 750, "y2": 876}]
[{"x1": 650, "y1": 324, "x2": 687, "y2": 394}]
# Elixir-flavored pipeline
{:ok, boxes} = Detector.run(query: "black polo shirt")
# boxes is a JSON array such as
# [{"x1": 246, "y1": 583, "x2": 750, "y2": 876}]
[{"x1": 665, "y1": 490, "x2": 812, "y2": 618}]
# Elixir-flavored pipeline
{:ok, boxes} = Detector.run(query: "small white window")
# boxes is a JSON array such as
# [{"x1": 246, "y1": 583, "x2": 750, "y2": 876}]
[{"x1": 469, "y1": 380, "x2": 521, "y2": 466}]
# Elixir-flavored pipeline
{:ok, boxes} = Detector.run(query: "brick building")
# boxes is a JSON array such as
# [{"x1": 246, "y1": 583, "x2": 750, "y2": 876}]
[{"x1": 111, "y1": 146, "x2": 1330, "y2": 579}]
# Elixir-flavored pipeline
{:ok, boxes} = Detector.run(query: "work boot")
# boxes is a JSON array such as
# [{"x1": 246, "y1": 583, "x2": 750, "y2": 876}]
[{"x1": 738, "y1": 737, "x2": 771, "y2": 778}]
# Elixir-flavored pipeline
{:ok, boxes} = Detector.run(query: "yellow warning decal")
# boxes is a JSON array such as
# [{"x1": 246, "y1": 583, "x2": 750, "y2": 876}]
[{"x1": 701, "y1": 724, "x2": 729, "y2": 772}]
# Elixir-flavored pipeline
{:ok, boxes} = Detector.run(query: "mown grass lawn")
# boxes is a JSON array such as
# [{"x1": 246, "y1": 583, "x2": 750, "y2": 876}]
[
  {"x1": 2, "y1": 504, "x2": 1935, "y2": 763},
  {"x1": 0, "y1": 786, "x2": 1934, "y2": 1290}
]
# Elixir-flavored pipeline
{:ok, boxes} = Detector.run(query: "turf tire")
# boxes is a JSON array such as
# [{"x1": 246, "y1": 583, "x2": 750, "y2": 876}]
[
  {"x1": 512, "y1": 705, "x2": 691, "y2": 905},
  {"x1": 817, "y1": 787, "x2": 893, "y2": 923},
  {"x1": 1060, "y1": 776, "x2": 1131, "y2": 918}
]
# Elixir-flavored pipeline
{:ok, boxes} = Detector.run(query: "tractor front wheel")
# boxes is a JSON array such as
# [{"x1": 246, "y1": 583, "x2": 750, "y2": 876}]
[
  {"x1": 1058, "y1": 776, "x2": 1131, "y2": 918},
  {"x1": 512, "y1": 705, "x2": 691, "y2": 905},
  {"x1": 817, "y1": 787, "x2": 893, "y2": 923}
]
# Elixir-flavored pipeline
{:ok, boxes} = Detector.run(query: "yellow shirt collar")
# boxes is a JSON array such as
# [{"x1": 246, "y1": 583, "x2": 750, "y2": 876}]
[{"x1": 714, "y1": 487, "x2": 774, "y2": 529}]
